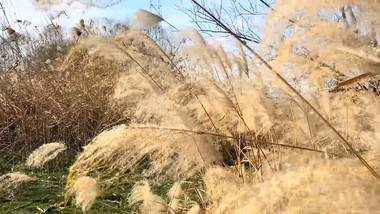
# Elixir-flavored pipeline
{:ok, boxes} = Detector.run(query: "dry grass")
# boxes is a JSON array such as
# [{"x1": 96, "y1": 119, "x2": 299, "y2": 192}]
[
  {"x1": 204, "y1": 151, "x2": 380, "y2": 213},
  {"x1": 0, "y1": 45, "x2": 128, "y2": 158},
  {"x1": 1, "y1": 1, "x2": 380, "y2": 213},
  {"x1": 61, "y1": 19, "x2": 379, "y2": 211},
  {"x1": 65, "y1": 125, "x2": 221, "y2": 198}
]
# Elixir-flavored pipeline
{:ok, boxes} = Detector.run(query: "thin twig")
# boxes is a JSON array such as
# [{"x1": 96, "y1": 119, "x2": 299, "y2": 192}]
[
  {"x1": 335, "y1": 72, "x2": 373, "y2": 89},
  {"x1": 125, "y1": 126, "x2": 349, "y2": 157},
  {"x1": 258, "y1": 0, "x2": 273, "y2": 10},
  {"x1": 121, "y1": 41, "x2": 167, "y2": 95},
  {"x1": 191, "y1": 136, "x2": 206, "y2": 166}
]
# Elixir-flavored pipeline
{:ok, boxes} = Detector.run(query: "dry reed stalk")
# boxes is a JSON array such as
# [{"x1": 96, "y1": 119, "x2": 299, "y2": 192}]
[
  {"x1": 191, "y1": 0, "x2": 380, "y2": 180},
  {"x1": 237, "y1": 41, "x2": 249, "y2": 76},
  {"x1": 112, "y1": 126, "x2": 347, "y2": 157},
  {"x1": 207, "y1": 80, "x2": 268, "y2": 171},
  {"x1": 335, "y1": 72, "x2": 374, "y2": 89},
  {"x1": 212, "y1": 49, "x2": 243, "y2": 117}
]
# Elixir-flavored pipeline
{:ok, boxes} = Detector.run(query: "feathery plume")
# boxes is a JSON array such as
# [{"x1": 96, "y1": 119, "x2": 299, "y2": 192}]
[
  {"x1": 26, "y1": 142, "x2": 66, "y2": 168},
  {"x1": 129, "y1": 181, "x2": 167, "y2": 214},
  {"x1": 73, "y1": 176, "x2": 100, "y2": 212},
  {"x1": 186, "y1": 205, "x2": 200, "y2": 214},
  {"x1": 180, "y1": 27, "x2": 207, "y2": 45},
  {"x1": 0, "y1": 172, "x2": 35, "y2": 198},
  {"x1": 0, "y1": 172, "x2": 35, "y2": 189},
  {"x1": 167, "y1": 182, "x2": 182, "y2": 211},
  {"x1": 131, "y1": 9, "x2": 163, "y2": 30}
]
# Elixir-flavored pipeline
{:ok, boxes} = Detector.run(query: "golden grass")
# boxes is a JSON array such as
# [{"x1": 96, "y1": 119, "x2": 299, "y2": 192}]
[
  {"x1": 204, "y1": 151, "x2": 380, "y2": 213},
  {"x1": 0, "y1": 45, "x2": 127, "y2": 158},
  {"x1": 1, "y1": 2, "x2": 380, "y2": 212},
  {"x1": 56, "y1": 19, "x2": 380, "y2": 210}
]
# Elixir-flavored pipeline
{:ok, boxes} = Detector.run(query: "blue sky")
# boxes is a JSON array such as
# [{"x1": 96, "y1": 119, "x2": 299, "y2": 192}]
[{"x1": 2, "y1": 0, "x2": 193, "y2": 31}]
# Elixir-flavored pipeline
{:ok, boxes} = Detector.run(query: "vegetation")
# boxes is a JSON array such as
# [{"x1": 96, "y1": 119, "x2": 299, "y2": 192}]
[{"x1": 1, "y1": 0, "x2": 380, "y2": 213}]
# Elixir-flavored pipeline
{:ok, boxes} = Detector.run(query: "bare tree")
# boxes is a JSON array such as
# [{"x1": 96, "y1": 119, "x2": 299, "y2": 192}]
[
  {"x1": 32, "y1": 0, "x2": 126, "y2": 10},
  {"x1": 180, "y1": 0, "x2": 274, "y2": 43},
  {"x1": 0, "y1": 2, "x2": 68, "y2": 71}
]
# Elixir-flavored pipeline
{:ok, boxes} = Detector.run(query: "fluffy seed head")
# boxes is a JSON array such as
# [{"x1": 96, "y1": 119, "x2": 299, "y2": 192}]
[
  {"x1": 131, "y1": 9, "x2": 163, "y2": 30},
  {"x1": 72, "y1": 27, "x2": 82, "y2": 37},
  {"x1": 0, "y1": 172, "x2": 35, "y2": 189},
  {"x1": 6, "y1": 27, "x2": 15, "y2": 35},
  {"x1": 129, "y1": 181, "x2": 168, "y2": 214},
  {"x1": 73, "y1": 176, "x2": 100, "y2": 212},
  {"x1": 26, "y1": 142, "x2": 66, "y2": 168},
  {"x1": 79, "y1": 19, "x2": 85, "y2": 29},
  {"x1": 0, "y1": 172, "x2": 35, "y2": 198}
]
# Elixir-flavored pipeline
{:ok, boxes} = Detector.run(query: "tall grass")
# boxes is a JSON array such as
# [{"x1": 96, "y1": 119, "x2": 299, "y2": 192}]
[
  {"x1": 1, "y1": 0, "x2": 380, "y2": 213},
  {"x1": 0, "y1": 45, "x2": 128, "y2": 158},
  {"x1": 66, "y1": 28, "x2": 379, "y2": 214}
]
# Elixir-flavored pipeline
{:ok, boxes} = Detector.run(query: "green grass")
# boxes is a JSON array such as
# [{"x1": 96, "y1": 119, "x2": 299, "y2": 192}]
[
  {"x1": 0, "y1": 159, "x2": 178, "y2": 214},
  {"x1": 1, "y1": 164, "x2": 69, "y2": 213},
  {"x1": 0, "y1": 161, "x2": 134, "y2": 213}
]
